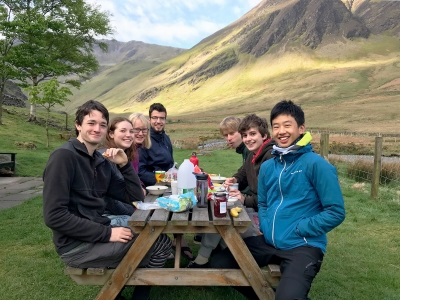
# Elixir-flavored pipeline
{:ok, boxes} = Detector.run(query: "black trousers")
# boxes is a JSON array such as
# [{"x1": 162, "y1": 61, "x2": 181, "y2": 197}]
[{"x1": 210, "y1": 235, "x2": 324, "y2": 300}]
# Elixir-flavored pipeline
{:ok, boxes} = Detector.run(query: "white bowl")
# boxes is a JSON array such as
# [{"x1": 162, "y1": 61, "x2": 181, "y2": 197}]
[
  {"x1": 211, "y1": 176, "x2": 226, "y2": 184},
  {"x1": 146, "y1": 185, "x2": 168, "y2": 196}
]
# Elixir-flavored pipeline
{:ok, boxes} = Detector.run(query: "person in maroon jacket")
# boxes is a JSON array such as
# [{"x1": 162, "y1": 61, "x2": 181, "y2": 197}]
[{"x1": 188, "y1": 114, "x2": 275, "y2": 268}]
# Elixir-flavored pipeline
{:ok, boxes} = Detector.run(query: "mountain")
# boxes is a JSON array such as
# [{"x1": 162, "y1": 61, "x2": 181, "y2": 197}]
[{"x1": 64, "y1": 0, "x2": 402, "y2": 135}]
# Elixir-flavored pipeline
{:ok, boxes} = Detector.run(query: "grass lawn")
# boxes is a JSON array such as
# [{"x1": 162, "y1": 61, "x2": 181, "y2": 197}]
[{"x1": 0, "y1": 155, "x2": 400, "y2": 300}]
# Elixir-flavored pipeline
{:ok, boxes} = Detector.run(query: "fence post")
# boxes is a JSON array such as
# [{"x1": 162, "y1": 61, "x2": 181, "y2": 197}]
[
  {"x1": 371, "y1": 136, "x2": 383, "y2": 199},
  {"x1": 320, "y1": 132, "x2": 329, "y2": 160}
]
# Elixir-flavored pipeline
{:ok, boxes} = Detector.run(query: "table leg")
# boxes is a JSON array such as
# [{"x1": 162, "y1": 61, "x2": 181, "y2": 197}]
[
  {"x1": 174, "y1": 234, "x2": 182, "y2": 268},
  {"x1": 95, "y1": 225, "x2": 164, "y2": 300},
  {"x1": 216, "y1": 225, "x2": 275, "y2": 300}
]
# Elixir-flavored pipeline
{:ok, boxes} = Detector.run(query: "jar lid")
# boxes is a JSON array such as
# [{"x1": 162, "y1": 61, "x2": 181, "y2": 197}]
[
  {"x1": 214, "y1": 192, "x2": 227, "y2": 197},
  {"x1": 194, "y1": 172, "x2": 208, "y2": 180}
]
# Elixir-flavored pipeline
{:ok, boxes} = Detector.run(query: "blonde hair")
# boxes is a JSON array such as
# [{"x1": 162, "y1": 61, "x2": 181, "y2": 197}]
[
  {"x1": 219, "y1": 116, "x2": 242, "y2": 136},
  {"x1": 129, "y1": 112, "x2": 151, "y2": 149}
]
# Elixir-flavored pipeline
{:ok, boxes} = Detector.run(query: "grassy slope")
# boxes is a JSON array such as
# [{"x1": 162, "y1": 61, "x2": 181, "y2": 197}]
[{"x1": 62, "y1": 36, "x2": 399, "y2": 137}]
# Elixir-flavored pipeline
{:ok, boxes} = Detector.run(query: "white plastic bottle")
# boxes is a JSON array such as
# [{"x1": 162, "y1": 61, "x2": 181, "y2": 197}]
[{"x1": 177, "y1": 159, "x2": 196, "y2": 195}]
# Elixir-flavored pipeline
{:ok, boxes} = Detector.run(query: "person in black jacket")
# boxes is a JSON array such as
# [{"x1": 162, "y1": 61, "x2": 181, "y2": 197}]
[{"x1": 43, "y1": 100, "x2": 171, "y2": 300}]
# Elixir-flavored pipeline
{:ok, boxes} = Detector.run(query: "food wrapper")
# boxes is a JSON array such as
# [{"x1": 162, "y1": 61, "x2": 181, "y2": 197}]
[{"x1": 156, "y1": 191, "x2": 197, "y2": 212}]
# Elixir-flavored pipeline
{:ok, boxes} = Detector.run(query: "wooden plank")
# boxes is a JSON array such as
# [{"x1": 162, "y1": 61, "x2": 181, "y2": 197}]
[
  {"x1": 87, "y1": 268, "x2": 106, "y2": 275},
  {"x1": 129, "y1": 209, "x2": 151, "y2": 227},
  {"x1": 144, "y1": 194, "x2": 158, "y2": 203},
  {"x1": 230, "y1": 205, "x2": 251, "y2": 229},
  {"x1": 67, "y1": 268, "x2": 279, "y2": 287},
  {"x1": 64, "y1": 266, "x2": 84, "y2": 276},
  {"x1": 169, "y1": 211, "x2": 190, "y2": 225},
  {"x1": 190, "y1": 206, "x2": 210, "y2": 226},
  {"x1": 149, "y1": 208, "x2": 170, "y2": 226},
  {"x1": 267, "y1": 264, "x2": 281, "y2": 277},
  {"x1": 210, "y1": 202, "x2": 231, "y2": 226}
]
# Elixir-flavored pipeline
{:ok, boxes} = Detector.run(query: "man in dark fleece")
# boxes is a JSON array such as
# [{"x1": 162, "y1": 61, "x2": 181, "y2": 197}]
[{"x1": 42, "y1": 100, "x2": 167, "y2": 300}]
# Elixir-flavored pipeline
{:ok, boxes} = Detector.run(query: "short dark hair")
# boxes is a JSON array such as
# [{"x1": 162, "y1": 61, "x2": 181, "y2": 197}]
[
  {"x1": 75, "y1": 100, "x2": 109, "y2": 136},
  {"x1": 238, "y1": 114, "x2": 270, "y2": 138},
  {"x1": 270, "y1": 100, "x2": 305, "y2": 127},
  {"x1": 149, "y1": 102, "x2": 167, "y2": 118}
]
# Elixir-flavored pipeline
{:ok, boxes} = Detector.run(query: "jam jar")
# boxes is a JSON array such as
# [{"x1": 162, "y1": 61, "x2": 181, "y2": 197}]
[{"x1": 213, "y1": 192, "x2": 227, "y2": 218}]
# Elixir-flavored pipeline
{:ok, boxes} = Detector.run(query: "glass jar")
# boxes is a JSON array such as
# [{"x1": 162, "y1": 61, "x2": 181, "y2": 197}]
[{"x1": 213, "y1": 192, "x2": 227, "y2": 218}]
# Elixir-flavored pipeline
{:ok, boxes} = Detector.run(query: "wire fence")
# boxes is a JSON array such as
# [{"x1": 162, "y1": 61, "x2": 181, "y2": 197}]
[{"x1": 319, "y1": 134, "x2": 400, "y2": 199}]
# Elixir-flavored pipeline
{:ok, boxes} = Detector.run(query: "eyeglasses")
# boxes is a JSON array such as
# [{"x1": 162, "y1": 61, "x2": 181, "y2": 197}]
[
  {"x1": 150, "y1": 116, "x2": 166, "y2": 121},
  {"x1": 131, "y1": 128, "x2": 149, "y2": 134}
]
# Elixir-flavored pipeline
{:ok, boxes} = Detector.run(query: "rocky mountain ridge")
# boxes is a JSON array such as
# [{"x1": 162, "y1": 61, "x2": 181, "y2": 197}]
[{"x1": 3, "y1": 0, "x2": 400, "y2": 137}]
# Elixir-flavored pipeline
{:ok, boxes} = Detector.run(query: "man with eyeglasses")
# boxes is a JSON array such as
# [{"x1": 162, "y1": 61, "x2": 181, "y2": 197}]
[
  {"x1": 138, "y1": 102, "x2": 195, "y2": 261},
  {"x1": 138, "y1": 102, "x2": 174, "y2": 187}
]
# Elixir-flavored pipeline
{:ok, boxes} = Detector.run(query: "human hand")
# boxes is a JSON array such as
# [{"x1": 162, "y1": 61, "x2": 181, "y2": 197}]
[
  {"x1": 228, "y1": 187, "x2": 240, "y2": 196},
  {"x1": 102, "y1": 148, "x2": 128, "y2": 168},
  {"x1": 110, "y1": 227, "x2": 134, "y2": 243},
  {"x1": 224, "y1": 177, "x2": 236, "y2": 188}
]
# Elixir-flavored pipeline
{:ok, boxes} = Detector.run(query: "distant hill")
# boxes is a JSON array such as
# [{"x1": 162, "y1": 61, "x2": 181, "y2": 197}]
[{"x1": 8, "y1": 0, "x2": 400, "y2": 136}]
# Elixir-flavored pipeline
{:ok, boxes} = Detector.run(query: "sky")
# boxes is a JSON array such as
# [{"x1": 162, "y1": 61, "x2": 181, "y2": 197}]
[{"x1": 85, "y1": 0, "x2": 262, "y2": 49}]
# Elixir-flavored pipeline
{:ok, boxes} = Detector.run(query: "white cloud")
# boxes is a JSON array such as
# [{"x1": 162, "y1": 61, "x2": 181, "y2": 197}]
[{"x1": 86, "y1": 0, "x2": 261, "y2": 48}]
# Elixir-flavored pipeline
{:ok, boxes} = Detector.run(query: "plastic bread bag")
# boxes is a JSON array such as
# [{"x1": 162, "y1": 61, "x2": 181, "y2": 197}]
[{"x1": 156, "y1": 191, "x2": 197, "y2": 212}]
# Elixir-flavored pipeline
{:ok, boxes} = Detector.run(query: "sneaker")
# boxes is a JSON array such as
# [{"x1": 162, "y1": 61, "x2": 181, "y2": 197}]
[
  {"x1": 193, "y1": 234, "x2": 202, "y2": 244},
  {"x1": 186, "y1": 260, "x2": 210, "y2": 268}
]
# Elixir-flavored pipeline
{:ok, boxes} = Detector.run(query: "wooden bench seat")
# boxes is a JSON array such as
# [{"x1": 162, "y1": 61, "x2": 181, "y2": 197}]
[
  {"x1": 65, "y1": 264, "x2": 281, "y2": 287},
  {"x1": 0, "y1": 152, "x2": 17, "y2": 175}
]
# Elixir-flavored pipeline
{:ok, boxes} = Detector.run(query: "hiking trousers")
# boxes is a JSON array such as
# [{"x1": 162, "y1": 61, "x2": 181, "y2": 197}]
[{"x1": 210, "y1": 235, "x2": 324, "y2": 300}]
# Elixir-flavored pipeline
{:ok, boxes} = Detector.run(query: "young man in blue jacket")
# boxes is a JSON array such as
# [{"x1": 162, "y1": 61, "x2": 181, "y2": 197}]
[{"x1": 210, "y1": 100, "x2": 345, "y2": 300}]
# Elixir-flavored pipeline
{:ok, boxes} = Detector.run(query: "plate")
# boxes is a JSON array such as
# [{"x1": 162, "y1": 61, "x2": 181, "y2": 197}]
[{"x1": 211, "y1": 176, "x2": 226, "y2": 184}]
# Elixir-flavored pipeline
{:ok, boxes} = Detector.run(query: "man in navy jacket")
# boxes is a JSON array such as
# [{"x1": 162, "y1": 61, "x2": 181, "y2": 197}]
[{"x1": 138, "y1": 102, "x2": 174, "y2": 187}]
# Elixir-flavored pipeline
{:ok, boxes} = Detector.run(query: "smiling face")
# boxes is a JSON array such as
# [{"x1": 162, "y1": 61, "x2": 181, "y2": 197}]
[
  {"x1": 241, "y1": 127, "x2": 267, "y2": 153},
  {"x1": 109, "y1": 120, "x2": 134, "y2": 150},
  {"x1": 132, "y1": 118, "x2": 148, "y2": 146},
  {"x1": 271, "y1": 114, "x2": 305, "y2": 148},
  {"x1": 75, "y1": 110, "x2": 108, "y2": 151},
  {"x1": 150, "y1": 110, "x2": 167, "y2": 132}
]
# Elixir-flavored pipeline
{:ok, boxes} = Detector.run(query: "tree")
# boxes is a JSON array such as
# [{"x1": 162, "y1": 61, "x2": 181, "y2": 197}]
[
  {"x1": 26, "y1": 78, "x2": 72, "y2": 147},
  {"x1": 0, "y1": 4, "x2": 24, "y2": 125},
  {"x1": 0, "y1": 0, "x2": 113, "y2": 123}
]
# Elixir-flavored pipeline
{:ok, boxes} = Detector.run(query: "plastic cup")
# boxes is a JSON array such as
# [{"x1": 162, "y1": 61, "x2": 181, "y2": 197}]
[
  {"x1": 230, "y1": 183, "x2": 239, "y2": 191},
  {"x1": 155, "y1": 171, "x2": 165, "y2": 183},
  {"x1": 171, "y1": 180, "x2": 178, "y2": 195}
]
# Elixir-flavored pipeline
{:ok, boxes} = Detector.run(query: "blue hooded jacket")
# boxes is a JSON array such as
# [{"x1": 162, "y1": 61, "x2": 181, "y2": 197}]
[{"x1": 257, "y1": 143, "x2": 345, "y2": 254}]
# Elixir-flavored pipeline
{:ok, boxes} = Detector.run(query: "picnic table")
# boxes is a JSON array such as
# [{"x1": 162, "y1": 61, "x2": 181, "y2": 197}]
[{"x1": 66, "y1": 189, "x2": 277, "y2": 300}]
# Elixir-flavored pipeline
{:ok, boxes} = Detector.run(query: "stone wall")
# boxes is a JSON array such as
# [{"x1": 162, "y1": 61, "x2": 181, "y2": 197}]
[{"x1": 2, "y1": 94, "x2": 26, "y2": 108}]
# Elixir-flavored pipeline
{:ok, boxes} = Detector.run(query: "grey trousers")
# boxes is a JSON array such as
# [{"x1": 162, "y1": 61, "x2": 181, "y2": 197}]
[
  {"x1": 198, "y1": 208, "x2": 261, "y2": 259},
  {"x1": 60, "y1": 233, "x2": 172, "y2": 269}
]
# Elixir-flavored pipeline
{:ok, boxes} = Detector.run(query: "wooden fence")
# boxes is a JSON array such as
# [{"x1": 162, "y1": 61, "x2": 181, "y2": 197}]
[{"x1": 319, "y1": 133, "x2": 398, "y2": 199}]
